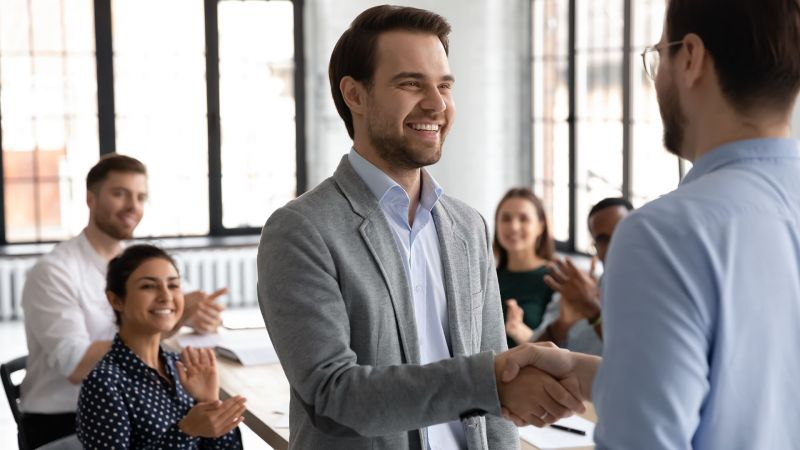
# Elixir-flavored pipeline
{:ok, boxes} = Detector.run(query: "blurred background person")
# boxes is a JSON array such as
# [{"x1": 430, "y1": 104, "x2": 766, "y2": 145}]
[
  {"x1": 493, "y1": 188, "x2": 556, "y2": 348},
  {"x1": 505, "y1": 197, "x2": 632, "y2": 355}
]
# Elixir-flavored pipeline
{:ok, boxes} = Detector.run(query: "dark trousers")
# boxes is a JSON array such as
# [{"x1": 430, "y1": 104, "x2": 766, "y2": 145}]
[{"x1": 21, "y1": 412, "x2": 77, "y2": 449}]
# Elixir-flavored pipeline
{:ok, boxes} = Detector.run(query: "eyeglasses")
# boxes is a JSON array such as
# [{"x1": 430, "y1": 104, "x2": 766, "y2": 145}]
[{"x1": 640, "y1": 41, "x2": 683, "y2": 81}]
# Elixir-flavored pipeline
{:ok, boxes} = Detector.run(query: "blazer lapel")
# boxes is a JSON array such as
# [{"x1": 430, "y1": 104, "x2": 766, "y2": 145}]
[
  {"x1": 432, "y1": 202, "x2": 471, "y2": 357},
  {"x1": 359, "y1": 217, "x2": 420, "y2": 364},
  {"x1": 333, "y1": 156, "x2": 420, "y2": 365}
]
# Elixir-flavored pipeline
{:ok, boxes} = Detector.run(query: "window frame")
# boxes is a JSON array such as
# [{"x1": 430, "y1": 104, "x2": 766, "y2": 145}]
[
  {"x1": 529, "y1": 0, "x2": 683, "y2": 255},
  {"x1": 0, "y1": 0, "x2": 306, "y2": 245}
]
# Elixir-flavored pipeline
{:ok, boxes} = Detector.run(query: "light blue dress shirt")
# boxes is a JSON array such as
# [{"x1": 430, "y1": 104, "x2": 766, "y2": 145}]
[
  {"x1": 348, "y1": 149, "x2": 466, "y2": 450},
  {"x1": 594, "y1": 138, "x2": 800, "y2": 449}
]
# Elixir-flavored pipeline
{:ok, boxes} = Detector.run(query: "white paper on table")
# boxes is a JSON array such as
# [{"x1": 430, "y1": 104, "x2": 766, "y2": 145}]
[
  {"x1": 177, "y1": 332, "x2": 221, "y2": 349},
  {"x1": 214, "y1": 328, "x2": 279, "y2": 366},
  {"x1": 266, "y1": 402, "x2": 291, "y2": 428},
  {"x1": 518, "y1": 415, "x2": 595, "y2": 449},
  {"x1": 221, "y1": 308, "x2": 267, "y2": 330}
]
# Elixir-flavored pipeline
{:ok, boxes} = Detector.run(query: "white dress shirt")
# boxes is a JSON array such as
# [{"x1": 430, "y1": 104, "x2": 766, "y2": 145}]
[
  {"x1": 21, "y1": 230, "x2": 117, "y2": 413},
  {"x1": 349, "y1": 149, "x2": 466, "y2": 450}
]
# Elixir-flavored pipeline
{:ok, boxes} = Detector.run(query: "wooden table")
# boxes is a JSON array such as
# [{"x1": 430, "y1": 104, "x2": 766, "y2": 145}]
[
  {"x1": 216, "y1": 359, "x2": 291, "y2": 450},
  {"x1": 215, "y1": 357, "x2": 595, "y2": 450},
  {"x1": 170, "y1": 333, "x2": 595, "y2": 450}
]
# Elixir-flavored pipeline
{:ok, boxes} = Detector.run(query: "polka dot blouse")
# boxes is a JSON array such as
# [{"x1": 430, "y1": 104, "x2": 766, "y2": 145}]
[{"x1": 77, "y1": 334, "x2": 243, "y2": 449}]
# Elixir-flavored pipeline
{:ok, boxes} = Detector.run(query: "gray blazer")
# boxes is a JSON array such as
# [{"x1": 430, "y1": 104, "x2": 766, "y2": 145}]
[{"x1": 257, "y1": 156, "x2": 519, "y2": 450}]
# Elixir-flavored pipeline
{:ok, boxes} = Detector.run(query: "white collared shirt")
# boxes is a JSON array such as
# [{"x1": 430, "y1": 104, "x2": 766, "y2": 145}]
[
  {"x1": 21, "y1": 230, "x2": 117, "y2": 413},
  {"x1": 349, "y1": 149, "x2": 466, "y2": 450}
]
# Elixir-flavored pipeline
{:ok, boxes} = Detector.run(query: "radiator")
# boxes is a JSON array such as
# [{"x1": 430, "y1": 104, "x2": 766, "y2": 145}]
[
  {"x1": 0, "y1": 258, "x2": 35, "y2": 321},
  {"x1": 0, "y1": 246, "x2": 259, "y2": 322}
]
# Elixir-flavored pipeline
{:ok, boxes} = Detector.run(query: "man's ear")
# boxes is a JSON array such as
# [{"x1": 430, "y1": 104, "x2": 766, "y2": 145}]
[
  {"x1": 680, "y1": 33, "x2": 708, "y2": 89},
  {"x1": 340, "y1": 76, "x2": 367, "y2": 116},
  {"x1": 87, "y1": 189, "x2": 96, "y2": 209}
]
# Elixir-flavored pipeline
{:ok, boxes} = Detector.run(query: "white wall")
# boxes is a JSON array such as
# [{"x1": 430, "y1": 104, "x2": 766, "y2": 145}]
[{"x1": 304, "y1": 0, "x2": 529, "y2": 222}]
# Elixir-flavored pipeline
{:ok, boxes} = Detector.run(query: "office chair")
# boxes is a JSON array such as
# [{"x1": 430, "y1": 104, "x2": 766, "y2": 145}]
[{"x1": 1, "y1": 355, "x2": 29, "y2": 450}]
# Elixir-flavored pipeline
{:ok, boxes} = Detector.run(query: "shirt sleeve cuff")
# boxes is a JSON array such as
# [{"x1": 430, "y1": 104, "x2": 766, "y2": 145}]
[{"x1": 51, "y1": 338, "x2": 92, "y2": 378}]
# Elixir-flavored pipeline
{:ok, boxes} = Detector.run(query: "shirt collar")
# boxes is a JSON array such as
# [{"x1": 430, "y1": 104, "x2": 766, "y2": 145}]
[
  {"x1": 681, "y1": 138, "x2": 800, "y2": 185},
  {"x1": 77, "y1": 229, "x2": 112, "y2": 275},
  {"x1": 348, "y1": 148, "x2": 444, "y2": 211},
  {"x1": 111, "y1": 334, "x2": 178, "y2": 381}
]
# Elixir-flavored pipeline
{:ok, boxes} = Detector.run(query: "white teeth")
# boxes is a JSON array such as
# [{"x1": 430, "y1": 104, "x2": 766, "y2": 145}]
[
  {"x1": 410, "y1": 123, "x2": 439, "y2": 131},
  {"x1": 151, "y1": 309, "x2": 173, "y2": 315}
]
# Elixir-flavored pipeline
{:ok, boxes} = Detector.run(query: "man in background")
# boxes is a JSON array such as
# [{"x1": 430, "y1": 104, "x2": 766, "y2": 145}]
[
  {"x1": 505, "y1": 198, "x2": 632, "y2": 355},
  {"x1": 21, "y1": 154, "x2": 226, "y2": 448}
]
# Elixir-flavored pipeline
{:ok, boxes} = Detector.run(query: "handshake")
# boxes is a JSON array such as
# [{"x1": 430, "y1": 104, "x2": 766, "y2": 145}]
[{"x1": 493, "y1": 343, "x2": 601, "y2": 427}]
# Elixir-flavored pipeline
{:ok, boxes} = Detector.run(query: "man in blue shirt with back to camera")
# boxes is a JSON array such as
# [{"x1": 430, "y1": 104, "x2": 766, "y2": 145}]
[{"x1": 498, "y1": 0, "x2": 800, "y2": 448}]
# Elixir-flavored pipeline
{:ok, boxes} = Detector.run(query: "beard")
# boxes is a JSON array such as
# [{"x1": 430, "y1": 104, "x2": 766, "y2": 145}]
[
  {"x1": 657, "y1": 76, "x2": 688, "y2": 157},
  {"x1": 94, "y1": 214, "x2": 135, "y2": 240},
  {"x1": 365, "y1": 108, "x2": 444, "y2": 170}
]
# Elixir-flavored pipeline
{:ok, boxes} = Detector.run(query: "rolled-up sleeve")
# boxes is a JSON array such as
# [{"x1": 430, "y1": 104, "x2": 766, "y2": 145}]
[{"x1": 22, "y1": 260, "x2": 92, "y2": 377}]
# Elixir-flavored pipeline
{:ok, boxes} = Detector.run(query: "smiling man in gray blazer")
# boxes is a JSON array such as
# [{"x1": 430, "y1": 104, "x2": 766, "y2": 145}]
[{"x1": 257, "y1": 5, "x2": 583, "y2": 450}]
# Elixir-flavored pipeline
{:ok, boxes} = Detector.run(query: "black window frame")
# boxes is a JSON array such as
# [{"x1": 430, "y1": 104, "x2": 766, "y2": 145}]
[
  {"x1": 528, "y1": 0, "x2": 684, "y2": 255},
  {"x1": 0, "y1": 0, "x2": 306, "y2": 245}
]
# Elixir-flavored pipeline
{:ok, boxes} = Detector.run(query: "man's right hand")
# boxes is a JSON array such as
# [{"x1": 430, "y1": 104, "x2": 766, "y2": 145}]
[
  {"x1": 497, "y1": 343, "x2": 601, "y2": 427},
  {"x1": 494, "y1": 346, "x2": 585, "y2": 427}
]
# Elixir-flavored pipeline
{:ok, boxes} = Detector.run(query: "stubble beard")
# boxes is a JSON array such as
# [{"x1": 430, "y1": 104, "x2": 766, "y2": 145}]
[
  {"x1": 658, "y1": 77, "x2": 688, "y2": 158},
  {"x1": 94, "y1": 213, "x2": 135, "y2": 241},
  {"x1": 366, "y1": 112, "x2": 444, "y2": 170}
]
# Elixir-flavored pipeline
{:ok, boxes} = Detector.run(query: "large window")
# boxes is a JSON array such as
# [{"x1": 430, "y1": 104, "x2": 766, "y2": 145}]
[
  {"x1": 0, "y1": 0, "x2": 304, "y2": 244},
  {"x1": 0, "y1": 0, "x2": 99, "y2": 243},
  {"x1": 218, "y1": 0, "x2": 296, "y2": 229},
  {"x1": 630, "y1": 0, "x2": 681, "y2": 206},
  {"x1": 112, "y1": 0, "x2": 209, "y2": 237},
  {"x1": 531, "y1": 0, "x2": 681, "y2": 253},
  {"x1": 531, "y1": 0, "x2": 570, "y2": 243}
]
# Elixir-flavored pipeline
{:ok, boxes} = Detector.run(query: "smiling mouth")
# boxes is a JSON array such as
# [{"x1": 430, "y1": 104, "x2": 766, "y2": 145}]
[
  {"x1": 406, "y1": 122, "x2": 442, "y2": 132},
  {"x1": 118, "y1": 214, "x2": 139, "y2": 227},
  {"x1": 150, "y1": 308, "x2": 175, "y2": 316}
]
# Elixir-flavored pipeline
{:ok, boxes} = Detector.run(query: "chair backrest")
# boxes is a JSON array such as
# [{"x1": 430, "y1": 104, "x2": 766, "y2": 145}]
[
  {"x1": 0, "y1": 355, "x2": 27, "y2": 425},
  {"x1": 36, "y1": 434, "x2": 81, "y2": 450}
]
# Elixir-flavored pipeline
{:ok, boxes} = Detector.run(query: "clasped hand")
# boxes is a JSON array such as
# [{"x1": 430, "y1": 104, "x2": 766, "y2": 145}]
[{"x1": 495, "y1": 343, "x2": 599, "y2": 427}]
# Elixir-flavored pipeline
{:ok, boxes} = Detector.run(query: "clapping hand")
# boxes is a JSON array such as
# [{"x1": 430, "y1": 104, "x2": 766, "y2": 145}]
[
  {"x1": 505, "y1": 299, "x2": 534, "y2": 345},
  {"x1": 544, "y1": 257, "x2": 601, "y2": 319},
  {"x1": 177, "y1": 346, "x2": 219, "y2": 403},
  {"x1": 178, "y1": 396, "x2": 247, "y2": 438}
]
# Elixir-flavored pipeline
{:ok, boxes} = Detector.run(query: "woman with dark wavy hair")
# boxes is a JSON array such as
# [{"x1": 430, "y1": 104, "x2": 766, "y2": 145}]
[{"x1": 77, "y1": 244, "x2": 245, "y2": 449}]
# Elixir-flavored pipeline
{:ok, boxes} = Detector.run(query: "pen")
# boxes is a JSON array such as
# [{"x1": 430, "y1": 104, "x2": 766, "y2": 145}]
[{"x1": 550, "y1": 424, "x2": 586, "y2": 436}]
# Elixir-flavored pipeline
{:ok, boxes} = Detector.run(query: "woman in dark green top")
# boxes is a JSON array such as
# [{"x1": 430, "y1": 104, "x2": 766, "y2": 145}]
[{"x1": 493, "y1": 188, "x2": 555, "y2": 347}]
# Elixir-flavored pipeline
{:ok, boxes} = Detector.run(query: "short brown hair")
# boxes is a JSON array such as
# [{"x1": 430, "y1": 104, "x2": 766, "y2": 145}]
[
  {"x1": 86, "y1": 153, "x2": 147, "y2": 193},
  {"x1": 666, "y1": 0, "x2": 800, "y2": 113},
  {"x1": 493, "y1": 188, "x2": 555, "y2": 269},
  {"x1": 328, "y1": 5, "x2": 451, "y2": 139}
]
